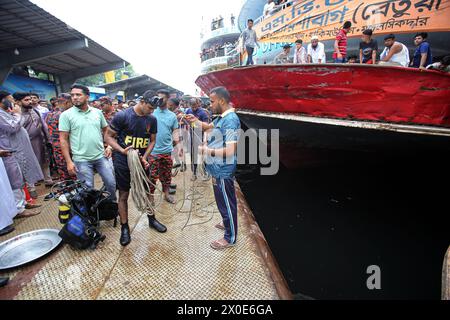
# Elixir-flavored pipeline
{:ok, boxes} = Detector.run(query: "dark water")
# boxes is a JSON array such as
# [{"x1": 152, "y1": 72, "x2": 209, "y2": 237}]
[{"x1": 236, "y1": 148, "x2": 449, "y2": 300}]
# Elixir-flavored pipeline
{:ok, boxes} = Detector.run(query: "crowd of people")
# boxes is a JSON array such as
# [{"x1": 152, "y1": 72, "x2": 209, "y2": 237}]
[
  {"x1": 0, "y1": 84, "x2": 240, "y2": 253},
  {"x1": 210, "y1": 14, "x2": 236, "y2": 31},
  {"x1": 263, "y1": 0, "x2": 290, "y2": 18},
  {"x1": 201, "y1": 42, "x2": 237, "y2": 62},
  {"x1": 241, "y1": 18, "x2": 450, "y2": 72}
]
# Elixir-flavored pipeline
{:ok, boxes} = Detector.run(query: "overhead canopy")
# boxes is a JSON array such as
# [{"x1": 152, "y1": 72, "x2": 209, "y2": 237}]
[
  {"x1": 0, "y1": 0, "x2": 128, "y2": 92},
  {"x1": 99, "y1": 75, "x2": 183, "y2": 100}
]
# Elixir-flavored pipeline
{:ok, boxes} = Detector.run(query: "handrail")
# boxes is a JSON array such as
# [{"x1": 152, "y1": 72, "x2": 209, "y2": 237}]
[{"x1": 254, "y1": 0, "x2": 297, "y2": 25}]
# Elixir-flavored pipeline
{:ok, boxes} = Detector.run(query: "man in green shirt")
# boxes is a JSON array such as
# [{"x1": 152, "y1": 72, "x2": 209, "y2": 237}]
[{"x1": 59, "y1": 84, "x2": 116, "y2": 201}]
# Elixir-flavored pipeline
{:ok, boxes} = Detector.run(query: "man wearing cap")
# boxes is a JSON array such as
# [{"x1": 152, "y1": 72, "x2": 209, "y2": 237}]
[
  {"x1": 273, "y1": 44, "x2": 292, "y2": 64},
  {"x1": 105, "y1": 90, "x2": 164, "y2": 246},
  {"x1": 359, "y1": 29, "x2": 378, "y2": 64},
  {"x1": 11, "y1": 92, "x2": 45, "y2": 199},
  {"x1": 46, "y1": 93, "x2": 74, "y2": 181},
  {"x1": 0, "y1": 91, "x2": 42, "y2": 216},
  {"x1": 307, "y1": 36, "x2": 326, "y2": 63},
  {"x1": 19, "y1": 92, "x2": 53, "y2": 188}
]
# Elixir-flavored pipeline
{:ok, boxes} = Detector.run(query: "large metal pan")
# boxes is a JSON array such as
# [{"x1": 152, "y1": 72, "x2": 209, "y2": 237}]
[{"x1": 0, "y1": 229, "x2": 62, "y2": 270}]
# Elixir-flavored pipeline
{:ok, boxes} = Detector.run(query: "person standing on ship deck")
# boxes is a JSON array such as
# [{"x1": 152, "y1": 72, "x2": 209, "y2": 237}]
[
  {"x1": 241, "y1": 19, "x2": 259, "y2": 66},
  {"x1": 333, "y1": 21, "x2": 352, "y2": 63},
  {"x1": 185, "y1": 86, "x2": 240, "y2": 250},
  {"x1": 411, "y1": 32, "x2": 433, "y2": 70}
]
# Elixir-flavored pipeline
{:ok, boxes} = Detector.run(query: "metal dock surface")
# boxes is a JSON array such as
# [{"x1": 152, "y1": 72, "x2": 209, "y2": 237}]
[{"x1": 0, "y1": 171, "x2": 291, "y2": 300}]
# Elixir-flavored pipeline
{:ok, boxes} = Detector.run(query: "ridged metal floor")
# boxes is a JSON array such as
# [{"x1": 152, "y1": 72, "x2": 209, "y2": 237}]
[{"x1": 0, "y1": 171, "x2": 286, "y2": 300}]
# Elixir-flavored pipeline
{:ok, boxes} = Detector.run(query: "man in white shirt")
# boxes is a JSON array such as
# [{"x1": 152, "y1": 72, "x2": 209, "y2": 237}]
[
  {"x1": 293, "y1": 39, "x2": 307, "y2": 64},
  {"x1": 307, "y1": 36, "x2": 326, "y2": 63},
  {"x1": 240, "y1": 19, "x2": 259, "y2": 65},
  {"x1": 263, "y1": 0, "x2": 276, "y2": 17},
  {"x1": 379, "y1": 34, "x2": 410, "y2": 67}
]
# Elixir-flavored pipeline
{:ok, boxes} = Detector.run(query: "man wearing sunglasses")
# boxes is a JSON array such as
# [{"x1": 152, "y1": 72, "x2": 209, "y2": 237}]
[{"x1": 104, "y1": 90, "x2": 161, "y2": 246}]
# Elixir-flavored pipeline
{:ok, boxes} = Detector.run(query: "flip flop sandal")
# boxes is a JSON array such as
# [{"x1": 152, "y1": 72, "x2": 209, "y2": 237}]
[
  {"x1": 210, "y1": 239, "x2": 235, "y2": 250},
  {"x1": 215, "y1": 222, "x2": 225, "y2": 230},
  {"x1": 15, "y1": 210, "x2": 41, "y2": 219},
  {"x1": 25, "y1": 203, "x2": 42, "y2": 209},
  {"x1": 165, "y1": 195, "x2": 176, "y2": 204}
]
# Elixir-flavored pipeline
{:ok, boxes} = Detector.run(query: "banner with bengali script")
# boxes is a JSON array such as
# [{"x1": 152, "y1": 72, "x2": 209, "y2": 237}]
[{"x1": 255, "y1": 0, "x2": 450, "y2": 43}]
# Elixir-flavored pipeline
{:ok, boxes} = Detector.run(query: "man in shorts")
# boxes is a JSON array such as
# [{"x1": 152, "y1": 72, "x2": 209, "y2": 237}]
[{"x1": 105, "y1": 91, "x2": 166, "y2": 246}]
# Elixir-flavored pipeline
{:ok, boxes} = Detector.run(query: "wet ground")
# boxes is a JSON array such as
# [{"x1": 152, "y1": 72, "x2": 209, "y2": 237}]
[
  {"x1": 0, "y1": 170, "x2": 282, "y2": 300},
  {"x1": 236, "y1": 148, "x2": 450, "y2": 300}
]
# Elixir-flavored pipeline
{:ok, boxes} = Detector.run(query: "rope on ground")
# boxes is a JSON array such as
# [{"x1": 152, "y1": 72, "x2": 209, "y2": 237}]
[{"x1": 125, "y1": 138, "x2": 216, "y2": 230}]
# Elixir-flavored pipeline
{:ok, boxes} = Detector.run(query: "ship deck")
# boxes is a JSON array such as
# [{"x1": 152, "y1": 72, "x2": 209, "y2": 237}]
[{"x1": 0, "y1": 170, "x2": 291, "y2": 300}]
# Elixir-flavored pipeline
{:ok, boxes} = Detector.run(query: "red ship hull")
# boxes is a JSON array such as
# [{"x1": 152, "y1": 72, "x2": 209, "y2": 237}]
[{"x1": 196, "y1": 64, "x2": 450, "y2": 127}]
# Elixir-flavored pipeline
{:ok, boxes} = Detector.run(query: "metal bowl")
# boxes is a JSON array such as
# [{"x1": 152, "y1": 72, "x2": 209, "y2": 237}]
[{"x1": 0, "y1": 229, "x2": 62, "y2": 270}]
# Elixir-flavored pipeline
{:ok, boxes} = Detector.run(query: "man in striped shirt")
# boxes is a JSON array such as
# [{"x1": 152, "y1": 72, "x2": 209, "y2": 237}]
[{"x1": 333, "y1": 21, "x2": 352, "y2": 63}]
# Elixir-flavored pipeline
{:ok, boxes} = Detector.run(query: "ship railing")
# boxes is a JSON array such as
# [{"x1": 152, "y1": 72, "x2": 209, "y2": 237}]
[
  {"x1": 255, "y1": 0, "x2": 296, "y2": 25},
  {"x1": 201, "y1": 45, "x2": 238, "y2": 62}
]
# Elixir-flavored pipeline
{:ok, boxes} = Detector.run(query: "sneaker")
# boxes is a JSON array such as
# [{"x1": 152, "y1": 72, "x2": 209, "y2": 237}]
[
  {"x1": 44, "y1": 193, "x2": 56, "y2": 201},
  {"x1": 148, "y1": 215, "x2": 167, "y2": 233},
  {"x1": 120, "y1": 224, "x2": 131, "y2": 246},
  {"x1": 190, "y1": 175, "x2": 197, "y2": 182}
]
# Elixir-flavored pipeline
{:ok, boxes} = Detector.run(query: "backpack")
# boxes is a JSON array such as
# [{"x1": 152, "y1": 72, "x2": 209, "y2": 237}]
[{"x1": 58, "y1": 187, "x2": 117, "y2": 249}]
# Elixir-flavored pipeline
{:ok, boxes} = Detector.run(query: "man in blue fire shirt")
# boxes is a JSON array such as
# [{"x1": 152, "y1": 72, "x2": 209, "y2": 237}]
[{"x1": 105, "y1": 90, "x2": 166, "y2": 246}]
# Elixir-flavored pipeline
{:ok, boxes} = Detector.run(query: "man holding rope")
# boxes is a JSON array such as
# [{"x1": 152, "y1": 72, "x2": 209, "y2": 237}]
[
  {"x1": 185, "y1": 86, "x2": 240, "y2": 250},
  {"x1": 104, "y1": 91, "x2": 165, "y2": 246}
]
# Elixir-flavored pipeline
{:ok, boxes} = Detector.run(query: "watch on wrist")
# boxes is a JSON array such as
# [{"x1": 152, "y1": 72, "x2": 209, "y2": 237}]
[{"x1": 210, "y1": 149, "x2": 215, "y2": 157}]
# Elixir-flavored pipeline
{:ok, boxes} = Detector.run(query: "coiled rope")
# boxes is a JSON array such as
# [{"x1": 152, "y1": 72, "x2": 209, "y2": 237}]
[{"x1": 125, "y1": 128, "x2": 217, "y2": 229}]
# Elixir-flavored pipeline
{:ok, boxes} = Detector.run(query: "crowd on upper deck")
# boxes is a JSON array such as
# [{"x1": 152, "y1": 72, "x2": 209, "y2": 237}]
[{"x1": 240, "y1": 17, "x2": 450, "y2": 73}]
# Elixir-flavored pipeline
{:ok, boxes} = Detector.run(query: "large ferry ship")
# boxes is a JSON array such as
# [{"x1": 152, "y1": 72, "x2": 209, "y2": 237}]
[
  {"x1": 200, "y1": 13, "x2": 242, "y2": 75},
  {"x1": 197, "y1": 0, "x2": 450, "y2": 168}
]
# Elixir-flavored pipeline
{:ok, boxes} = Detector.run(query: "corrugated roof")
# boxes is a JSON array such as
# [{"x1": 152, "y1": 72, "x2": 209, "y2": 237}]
[
  {"x1": 0, "y1": 0, "x2": 127, "y2": 75},
  {"x1": 100, "y1": 75, "x2": 183, "y2": 97}
]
